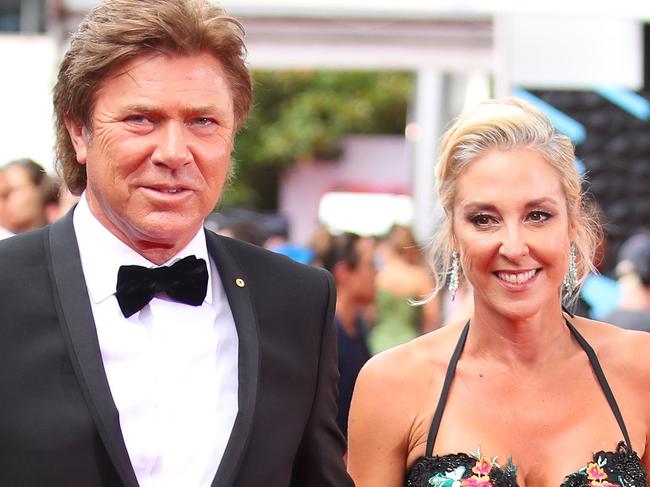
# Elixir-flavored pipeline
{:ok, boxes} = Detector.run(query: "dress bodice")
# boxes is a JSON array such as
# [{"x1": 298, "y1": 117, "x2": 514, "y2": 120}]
[{"x1": 406, "y1": 321, "x2": 647, "y2": 487}]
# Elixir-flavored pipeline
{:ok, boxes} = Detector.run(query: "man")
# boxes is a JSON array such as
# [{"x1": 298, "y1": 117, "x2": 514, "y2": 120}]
[
  {"x1": 2, "y1": 158, "x2": 51, "y2": 233},
  {"x1": 322, "y1": 233, "x2": 376, "y2": 439},
  {"x1": 0, "y1": 1, "x2": 352, "y2": 486},
  {"x1": 604, "y1": 232, "x2": 650, "y2": 332}
]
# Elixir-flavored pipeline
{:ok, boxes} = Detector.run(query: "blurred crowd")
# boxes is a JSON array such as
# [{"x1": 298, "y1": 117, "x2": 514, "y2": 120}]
[{"x1": 0, "y1": 158, "x2": 78, "y2": 239}]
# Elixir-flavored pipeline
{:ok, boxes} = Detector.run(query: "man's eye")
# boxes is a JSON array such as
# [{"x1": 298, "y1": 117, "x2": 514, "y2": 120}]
[
  {"x1": 190, "y1": 117, "x2": 216, "y2": 126},
  {"x1": 528, "y1": 211, "x2": 552, "y2": 223},
  {"x1": 125, "y1": 115, "x2": 151, "y2": 124}
]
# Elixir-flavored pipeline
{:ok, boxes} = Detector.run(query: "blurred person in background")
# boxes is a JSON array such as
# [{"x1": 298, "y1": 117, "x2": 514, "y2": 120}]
[
  {"x1": 348, "y1": 98, "x2": 649, "y2": 485},
  {"x1": 603, "y1": 232, "x2": 650, "y2": 332},
  {"x1": 3, "y1": 158, "x2": 51, "y2": 233},
  {"x1": 369, "y1": 224, "x2": 440, "y2": 354},
  {"x1": 0, "y1": 167, "x2": 13, "y2": 239},
  {"x1": 57, "y1": 186, "x2": 81, "y2": 220},
  {"x1": 307, "y1": 224, "x2": 334, "y2": 268},
  {"x1": 42, "y1": 175, "x2": 62, "y2": 223},
  {"x1": 42, "y1": 176, "x2": 81, "y2": 224},
  {"x1": 218, "y1": 221, "x2": 267, "y2": 247},
  {"x1": 204, "y1": 211, "x2": 268, "y2": 247},
  {"x1": 263, "y1": 213, "x2": 314, "y2": 265},
  {"x1": 322, "y1": 233, "x2": 375, "y2": 440}
]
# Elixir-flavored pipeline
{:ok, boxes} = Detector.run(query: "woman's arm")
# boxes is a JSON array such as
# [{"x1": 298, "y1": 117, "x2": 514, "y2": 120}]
[
  {"x1": 620, "y1": 328, "x2": 650, "y2": 472},
  {"x1": 637, "y1": 334, "x2": 650, "y2": 473},
  {"x1": 347, "y1": 353, "x2": 412, "y2": 486}
]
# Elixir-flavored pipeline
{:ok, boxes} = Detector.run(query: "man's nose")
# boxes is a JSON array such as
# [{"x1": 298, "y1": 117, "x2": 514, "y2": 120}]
[
  {"x1": 498, "y1": 226, "x2": 529, "y2": 260},
  {"x1": 151, "y1": 121, "x2": 191, "y2": 168}
]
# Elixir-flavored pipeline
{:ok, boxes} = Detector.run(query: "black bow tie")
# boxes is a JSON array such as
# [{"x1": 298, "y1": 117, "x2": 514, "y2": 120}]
[{"x1": 115, "y1": 255, "x2": 209, "y2": 318}]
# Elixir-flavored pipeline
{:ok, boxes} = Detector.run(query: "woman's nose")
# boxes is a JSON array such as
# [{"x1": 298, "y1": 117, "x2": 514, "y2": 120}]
[{"x1": 498, "y1": 227, "x2": 530, "y2": 260}]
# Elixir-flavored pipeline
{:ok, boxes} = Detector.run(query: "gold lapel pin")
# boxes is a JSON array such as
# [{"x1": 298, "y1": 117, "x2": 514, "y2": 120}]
[{"x1": 235, "y1": 278, "x2": 245, "y2": 288}]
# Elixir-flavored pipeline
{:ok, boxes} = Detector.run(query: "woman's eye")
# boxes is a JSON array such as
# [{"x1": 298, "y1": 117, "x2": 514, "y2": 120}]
[
  {"x1": 528, "y1": 211, "x2": 551, "y2": 223},
  {"x1": 470, "y1": 214, "x2": 495, "y2": 227}
]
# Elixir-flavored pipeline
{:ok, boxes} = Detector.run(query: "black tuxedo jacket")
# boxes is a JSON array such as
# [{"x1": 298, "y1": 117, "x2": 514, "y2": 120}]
[{"x1": 0, "y1": 211, "x2": 353, "y2": 487}]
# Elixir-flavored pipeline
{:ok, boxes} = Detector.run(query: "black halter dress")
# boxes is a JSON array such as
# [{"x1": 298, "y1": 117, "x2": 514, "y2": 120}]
[{"x1": 406, "y1": 320, "x2": 647, "y2": 487}]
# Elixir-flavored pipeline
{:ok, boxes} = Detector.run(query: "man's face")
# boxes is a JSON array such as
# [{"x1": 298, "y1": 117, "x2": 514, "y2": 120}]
[{"x1": 66, "y1": 52, "x2": 235, "y2": 258}]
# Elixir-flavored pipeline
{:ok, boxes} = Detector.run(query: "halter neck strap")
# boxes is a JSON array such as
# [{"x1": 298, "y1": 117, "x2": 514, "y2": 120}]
[
  {"x1": 565, "y1": 319, "x2": 633, "y2": 450},
  {"x1": 425, "y1": 321, "x2": 469, "y2": 456},
  {"x1": 425, "y1": 319, "x2": 633, "y2": 456}
]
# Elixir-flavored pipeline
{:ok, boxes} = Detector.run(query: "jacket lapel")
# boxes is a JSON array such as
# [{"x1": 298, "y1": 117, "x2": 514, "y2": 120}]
[
  {"x1": 206, "y1": 232, "x2": 260, "y2": 487},
  {"x1": 47, "y1": 212, "x2": 139, "y2": 487}
]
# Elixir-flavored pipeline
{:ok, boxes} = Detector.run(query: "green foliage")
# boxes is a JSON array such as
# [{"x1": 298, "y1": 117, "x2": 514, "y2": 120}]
[{"x1": 223, "y1": 69, "x2": 413, "y2": 209}]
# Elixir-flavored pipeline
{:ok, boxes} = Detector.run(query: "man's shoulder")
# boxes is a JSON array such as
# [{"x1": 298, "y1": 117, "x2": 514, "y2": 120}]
[
  {"x1": 0, "y1": 226, "x2": 48, "y2": 262},
  {"x1": 0, "y1": 227, "x2": 52, "y2": 301}
]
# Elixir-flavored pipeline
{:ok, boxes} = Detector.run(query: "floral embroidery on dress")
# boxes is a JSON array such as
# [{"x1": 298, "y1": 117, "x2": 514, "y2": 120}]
[
  {"x1": 428, "y1": 466, "x2": 466, "y2": 487},
  {"x1": 560, "y1": 443, "x2": 646, "y2": 487},
  {"x1": 425, "y1": 448, "x2": 518, "y2": 487},
  {"x1": 584, "y1": 458, "x2": 618, "y2": 486},
  {"x1": 409, "y1": 442, "x2": 646, "y2": 487},
  {"x1": 463, "y1": 449, "x2": 498, "y2": 487}
]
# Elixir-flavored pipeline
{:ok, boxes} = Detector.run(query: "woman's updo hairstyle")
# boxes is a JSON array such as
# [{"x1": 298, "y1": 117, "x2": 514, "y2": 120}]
[{"x1": 428, "y1": 97, "x2": 601, "y2": 305}]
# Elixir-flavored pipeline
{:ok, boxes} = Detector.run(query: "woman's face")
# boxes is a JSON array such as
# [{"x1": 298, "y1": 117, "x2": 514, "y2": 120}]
[{"x1": 452, "y1": 148, "x2": 574, "y2": 320}]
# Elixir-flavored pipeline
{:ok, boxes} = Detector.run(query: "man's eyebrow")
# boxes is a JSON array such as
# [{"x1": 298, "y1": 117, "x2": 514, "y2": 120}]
[
  {"x1": 119, "y1": 104, "x2": 225, "y2": 115},
  {"x1": 120, "y1": 104, "x2": 158, "y2": 114},
  {"x1": 185, "y1": 105, "x2": 222, "y2": 114}
]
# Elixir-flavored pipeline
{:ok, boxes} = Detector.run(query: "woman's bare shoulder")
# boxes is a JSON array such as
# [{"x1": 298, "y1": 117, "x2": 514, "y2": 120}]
[
  {"x1": 571, "y1": 316, "x2": 650, "y2": 380},
  {"x1": 573, "y1": 315, "x2": 650, "y2": 346},
  {"x1": 351, "y1": 319, "x2": 469, "y2": 456},
  {"x1": 358, "y1": 321, "x2": 467, "y2": 392}
]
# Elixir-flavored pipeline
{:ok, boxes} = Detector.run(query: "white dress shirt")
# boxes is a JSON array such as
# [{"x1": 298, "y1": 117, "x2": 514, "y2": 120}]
[{"x1": 73, "y1": 195, "x2": 238, "y2": 487}]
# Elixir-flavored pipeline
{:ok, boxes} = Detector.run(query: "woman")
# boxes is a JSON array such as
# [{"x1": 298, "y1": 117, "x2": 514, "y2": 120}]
[
  {"x1": 370, "y1": 225, "x2": 440, "y2": 355},
  {"x1": 348, "y1": 98, "x2": 649, "y2": 486}
]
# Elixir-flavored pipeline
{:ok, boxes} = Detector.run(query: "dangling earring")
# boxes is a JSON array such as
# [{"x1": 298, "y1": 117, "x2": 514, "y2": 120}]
[
  {"x1": 563, "y1": 243, "x2": 578, "y2": 295},
  {"x1": 449, "y1": 250, "x2": 460, "y2": 301}
]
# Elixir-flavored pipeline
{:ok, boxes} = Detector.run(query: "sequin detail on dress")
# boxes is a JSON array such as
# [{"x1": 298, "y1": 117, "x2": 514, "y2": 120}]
[{"x1": 408, "y1": 449, "x2": 517, "y2": 487}]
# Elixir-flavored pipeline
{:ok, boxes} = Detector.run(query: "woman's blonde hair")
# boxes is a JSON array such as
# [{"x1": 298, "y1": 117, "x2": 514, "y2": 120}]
[{"x1": 429, "y1": 97, "x2": 601, "y2": 305}]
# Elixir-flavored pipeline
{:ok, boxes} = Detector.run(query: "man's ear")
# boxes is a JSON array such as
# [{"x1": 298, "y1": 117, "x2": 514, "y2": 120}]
[{"x1": 64, "y1": 116, "x2": 89, "y2": 165}]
